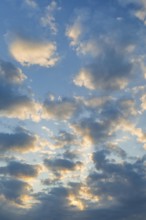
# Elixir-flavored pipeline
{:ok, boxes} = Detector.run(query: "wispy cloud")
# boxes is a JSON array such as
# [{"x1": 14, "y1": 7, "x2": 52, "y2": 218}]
[{"x1": 41, "y1": 1, "x2": 61, "y2": 35}]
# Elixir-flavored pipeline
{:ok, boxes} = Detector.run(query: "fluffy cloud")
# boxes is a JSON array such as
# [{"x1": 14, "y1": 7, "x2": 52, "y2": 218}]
[
  {"x1": 0, "y1": 0, "x2": 146, "y2": 219},
  {"x1": 0, "y1": 160, "x2": 40, "y2": 179},
  {"x1": 0, "y1": 59, "x2": 41, "y2": 121},
  {"x1": 43, "y1": 96, "x2": 78, "y2": 120},
  {"x1": 86, "y1": 150, "x2": 146, "y2": 219},
  {"x1": 44, "y1": 158, "x2": 81, "y2": 172},
  {"x1": 9, "y1": 38, "x2": 59, "y2": 67},
  {"x1": 0, "y1": 127, "x2": 38, "y2": 153},
  {"x1": 71, "y1": 117, "x2": 112, "y2": 146},
  {"x1": 74, "y1": 46, "x2": 133, "y2": 91},
  {"x1": 0, "y1": 178, "x2": 32, "y2": 205}
]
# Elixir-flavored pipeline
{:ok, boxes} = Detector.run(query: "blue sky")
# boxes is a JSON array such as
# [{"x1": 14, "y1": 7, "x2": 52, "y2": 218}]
[{"x1": 0, "y1": 0, "x2": 146, "y2": 219}]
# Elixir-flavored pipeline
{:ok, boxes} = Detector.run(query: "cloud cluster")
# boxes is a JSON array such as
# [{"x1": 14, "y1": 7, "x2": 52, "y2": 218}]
[
  {"x1": 1, "y1": 0, "x2": 146, "y2": 220},
  {"x1": 74, "y1": 46, "x2": 133, "y2": 91},
  {"x1": 0, "y1": 59, "x2": 41, "y2": 121},
  {"x1": 0, "y1": 177, "x2": 32, "y2": 205}
]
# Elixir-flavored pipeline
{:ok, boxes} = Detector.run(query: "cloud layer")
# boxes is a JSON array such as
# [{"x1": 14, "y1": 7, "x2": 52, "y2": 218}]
[{"x1": 1, "y1": 0, "x2": 146, "y2": 220}]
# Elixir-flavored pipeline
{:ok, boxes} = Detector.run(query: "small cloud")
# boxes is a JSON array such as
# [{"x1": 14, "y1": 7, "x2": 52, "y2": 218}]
[
  {"x1": 66, "y1": 9, "x2": 89, "y2": 47},
  {"x1": 25, "y1": 0, "x2": 37, "y2": 8},
  {"x1": 44, "y1": 158, "x2": 81, "y2": 172},
  {"x1": 41, "y1": 1, "x2": 61, "y2": 35},
  {"x1": 0, "y1": 59, "x2": 26, "y2": 84},
  {"x1": 9, "y1": 38, "x2": 59, "y2": 67}
]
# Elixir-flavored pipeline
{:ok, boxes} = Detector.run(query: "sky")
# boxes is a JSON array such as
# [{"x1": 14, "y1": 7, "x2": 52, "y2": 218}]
[{"x1": 0, "y1": 0, "x2": 146, "y2": 219}]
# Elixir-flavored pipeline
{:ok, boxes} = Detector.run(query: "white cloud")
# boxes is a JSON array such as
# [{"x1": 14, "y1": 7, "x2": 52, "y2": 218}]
[
  {"x1": 66, "y1": 20, "x2": 83, "y2": 46},
  {"x1": 25, "y1": 0, "x2": 37, "y2": 8},
  {"x1": 9, "y1": 38, "x2": 59, "y2": 67}
]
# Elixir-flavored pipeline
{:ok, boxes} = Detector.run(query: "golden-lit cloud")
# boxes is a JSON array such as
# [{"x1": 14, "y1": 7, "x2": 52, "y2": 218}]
[
  {"x1": 68, "y1": 193, "x2": 85, "y2": 210},
  {"x1": 9, "y1": 38, "x2": 59, "y2": 67}
]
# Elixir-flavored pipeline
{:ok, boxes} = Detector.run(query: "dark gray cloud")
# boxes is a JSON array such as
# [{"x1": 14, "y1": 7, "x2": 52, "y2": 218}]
[
  {"x1": 52, "y1": 130, "x2": 79, "y2": 149},
  {"x1": 0, "y1": 177, "x2": 31, "y2": 204},
  {"x1": 72, "y1": 116, "x2": 114, "y2": 146},
  {"x1": 0, "y1": 127, "x2": 37, "y2": 153},
  {"x1": 0, "y1": 59, "x2": 26, "y2": 84},
  {"x1": 44, "y1": 158, "x2": 81, "y2": 172},
  {"x1": 0, "y1": 160, "x2": 40, "y2": 178},
  {"x1": 26, "y1": 187, "x2": 70, "y2": 220},
  {"x1": 86, "y1": 150, "x2": 146, "y2": 220},
  {"x1": 0, "y1": 59, "x2": 40, "y2": 121}
]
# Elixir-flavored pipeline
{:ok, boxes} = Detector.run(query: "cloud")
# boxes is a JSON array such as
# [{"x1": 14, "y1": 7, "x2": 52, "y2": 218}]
[
  {"x1": 44, "y1": 158, "x2": 81, "y2": 172},
  {"x1": 66, "y1": 10, "x2": 86, "y2": 46},
  {"x1": 43, "y1": 96, "x2": 78, "y2": 120},
  {"x1": 0, "y1": 86, "x2": 41, "y2": 121},
  {"x1": 66, "y1": 4, "x2": 138, "y2": 57},
  {"x1": 0, "y1": 178, "x2": 31, "y2": 205},
  {"x1": 41, "y1": 1, "x2": 60, "y2": 35},
  {"x1": 71, "y1": 117, "x2": 112, "y2": 146},
  {"x1": 0, "y1": 160, "x2": 40, "y2": 179},
  {"x1": 51, "y1": 130, "x2": 78, "y2": 148},
  {"x1": 141, "y1": 94, "x2": 146, "y2": 111},
  {"x1": 66, "y1": 9, "x2": 89, "y2": 46},
  {"x1": 0, "y1": 59, "x2": 26, "y2": 84},
  {"x1": 74, "y1": 46, "x2": 133, "y2": 91},
  {"x1": 86, "y1": 150, "x2": 146, "y2": 219},
  {"x1": 27, "y1": 187, "x2": 70, "y2": 220},
  {"x1": 70, "y1": 96, "x2": 144, "y2": 150},
  {"x1": 9, "y1": 38, "x2": 59, "y2": 67},
  {"x1": 119, "y1": 0, "x2": 146, "y2": 24},
  {"x1": 0, "y1": 127, "x2": 38, "y2": 153},
  {"x1": 0, "y1": 59, "x2": 41, "y2": 121},
  {"x1": 66, "y1": 9, "x2": 100, "y2": 56},
  {"x1": 0, "y1": 1, "x2": 146, "y2": 220},
  {"x1": 25, "y1": 0, "x2": 37, "y2": 8}
]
